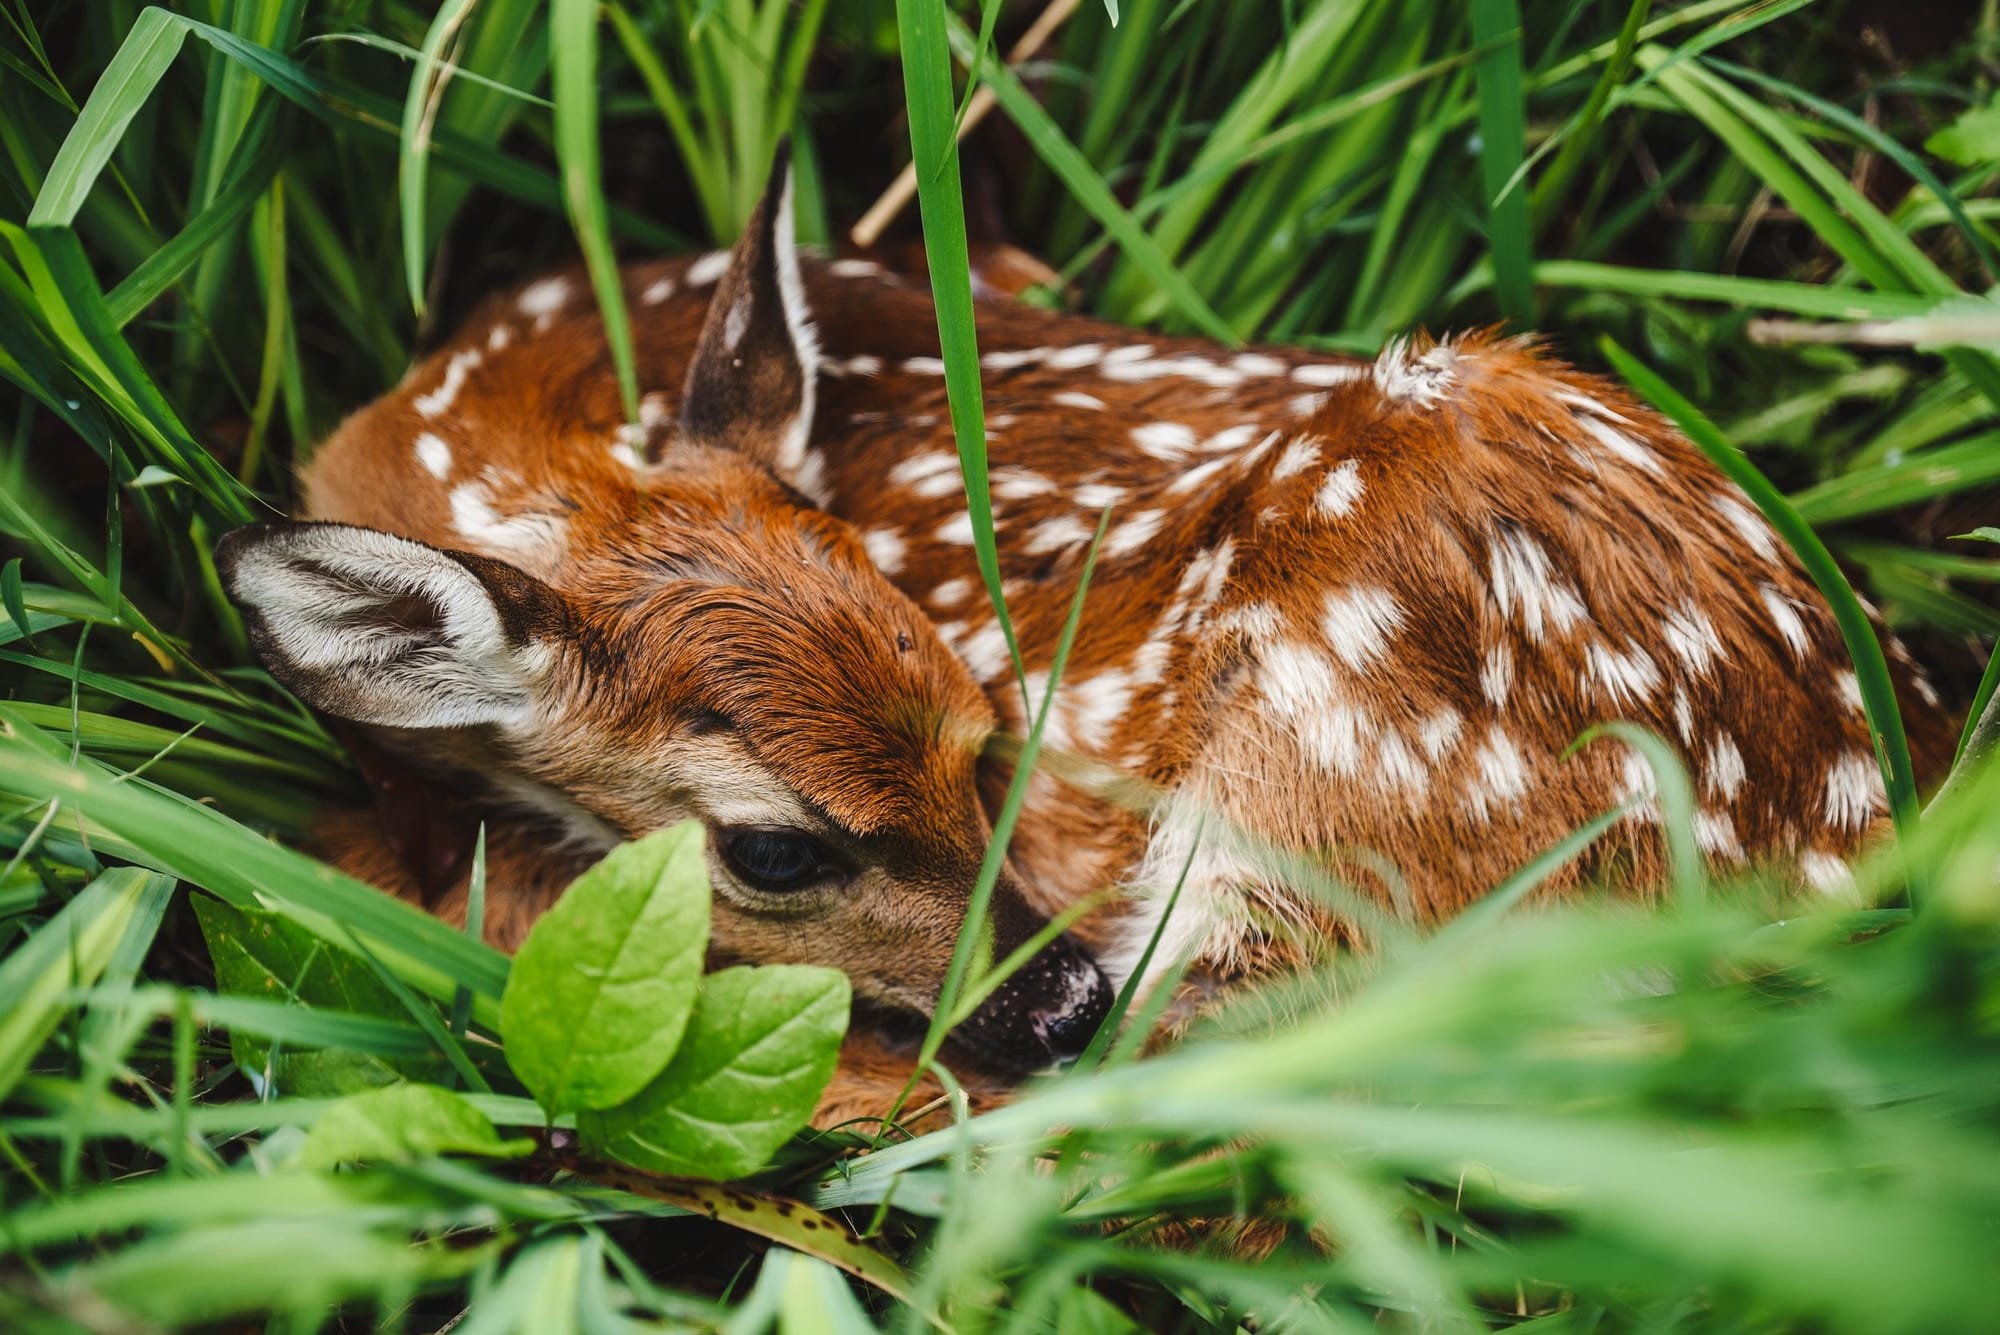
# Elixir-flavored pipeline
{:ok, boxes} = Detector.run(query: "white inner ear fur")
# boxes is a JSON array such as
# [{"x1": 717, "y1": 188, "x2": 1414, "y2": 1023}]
[
  {"x1": 232, "y1": 527, "x2": 542, "y2": 731},
  {"x1": 771, "y1": 163, "x2": 820, "y2": 477}
]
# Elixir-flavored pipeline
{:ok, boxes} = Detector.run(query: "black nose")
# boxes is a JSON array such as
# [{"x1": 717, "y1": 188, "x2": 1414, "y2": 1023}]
[
  {"x1": 954, "y1": 932, "x2": 1114, "y2": 1071},
  {"x1": 1029, "y1": 960, "x2": 1114, "y2": 1062}
]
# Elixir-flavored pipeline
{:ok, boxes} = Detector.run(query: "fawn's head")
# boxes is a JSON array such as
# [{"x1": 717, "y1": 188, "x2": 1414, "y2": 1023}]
[{"x1": 217, "y1": 158, "x2": 1110, "y2": 1072}]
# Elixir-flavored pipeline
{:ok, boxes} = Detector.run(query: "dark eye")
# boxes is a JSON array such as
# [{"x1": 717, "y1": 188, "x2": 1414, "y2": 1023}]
[{"x1": 720, "y1": 828, "x2": 836, "y2": 894}]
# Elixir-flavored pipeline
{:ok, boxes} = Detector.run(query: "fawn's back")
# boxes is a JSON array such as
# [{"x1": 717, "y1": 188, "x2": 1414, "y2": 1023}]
[{"x1": 286, "y1": 228, "x2": 1955, "y2": 993}]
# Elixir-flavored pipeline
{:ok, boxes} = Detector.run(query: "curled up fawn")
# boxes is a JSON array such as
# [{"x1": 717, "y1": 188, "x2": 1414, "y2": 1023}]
[{"x1": 219, "y1": 162, "x2": 1955, "y2": 1122}]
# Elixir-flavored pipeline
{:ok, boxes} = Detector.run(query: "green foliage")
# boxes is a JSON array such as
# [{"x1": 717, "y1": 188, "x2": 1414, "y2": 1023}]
[
  {"x1": 298, "y1": 1083, "x2": 534, "y2": 1169},
  {"x1": 2, "y1": 0, "x2": 1998, "y2": 1330},
  {"x1": 500, "y1": 822, "x2": 712, "y2": 1116},
  {"x1": 579, "y1": 965, "x2": 850, "y2": 1179}
]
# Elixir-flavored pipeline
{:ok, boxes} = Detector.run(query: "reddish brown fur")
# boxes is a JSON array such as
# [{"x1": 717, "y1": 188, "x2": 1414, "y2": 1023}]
[{"x1": 293, "y1": 248, "x2": 1955, "y2": 1119}]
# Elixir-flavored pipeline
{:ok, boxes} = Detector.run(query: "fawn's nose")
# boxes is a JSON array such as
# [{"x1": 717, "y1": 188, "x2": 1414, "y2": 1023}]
[
  {"x1": 1029, "y1": 960, "x2": 1114, "y2": 1062},
  {"x1": 956, "y1": 931, "x2": 1114, "y2": 1070}
]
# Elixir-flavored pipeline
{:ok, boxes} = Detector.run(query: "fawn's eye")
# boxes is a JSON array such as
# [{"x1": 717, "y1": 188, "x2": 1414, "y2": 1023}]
[{"x1": 720, "y1": 827, "x2": 838, "y2": 894}]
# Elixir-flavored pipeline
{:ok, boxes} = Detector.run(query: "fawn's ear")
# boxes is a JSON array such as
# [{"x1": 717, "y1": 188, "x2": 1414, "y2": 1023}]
[
  {"x1": 675, "y1": 145, "x2": 819, "y2": 478},
  {"x1": 216, "y1": 522, "x2": 567, "y2": 731}
]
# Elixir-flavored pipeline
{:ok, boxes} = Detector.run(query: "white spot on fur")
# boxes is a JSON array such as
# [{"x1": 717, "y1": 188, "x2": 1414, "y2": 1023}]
[
  {"x1": 1489, "y1": 530, "x2": 1589, "y2": 641},
  {"x1": 1823, "y1": 752, "x2": 1883, "y2": 831},
  {"x1": 1074, "y1": 482, "x2": 1125, "y2": 509},
  {"x1": 515, "y1": 276, "x2": 570, "y2": 317},
  {"x1": 413, "y1": 433, "x2": 452, "y2": 479},
  {"x1": 684, "y1": 250, "x2": 731, "y2": 286},
  {"x1": 1047, "y1": 344, "x2": 1104, "y2": 370},
  {"x1": 641, "y1": 275, "x2": 677, "y2": 305},
  {"x1": 822, "y1": 355, "x2": 883, "y2": 378},
  {"x1": 1706, "y1": 734, "x2": 1747, "y2": 800},
  {"x1": 1714, "y1": 494, "x2": 1781, "y2": 562},
  {"x1": 828, "y1": 258, "x2": 887, "y2": 279},
  {"x1": 1321, "y1": 587, "x2": 1403, "y2": 670},
  {"x1": 1103, "y1": 510, "x2": 1166, "y2": 558},
  {"x1": 1272, "y1": 437, "x2": 1322, "y2": 481},
  {"x1": 949, "y1": 621, "x2": 1013, "y2": 682},
  {"x1": 1025, "y1": 515, "x2": 1093, "y2": 556},
  {"x1": 1316, "y1": 459, "x2": 1364, "y2": 517},
  {"x1": 1419, "y1": 709, "x2": 1463, "y2": 761},
  {"x1": 1377, "y1": 729, "x2": 1430, "y2": 797},
  {"x1": 1168, "y1": 456, "x2": 1235, "y2": 495},
  {"x1": 1583, "y1": 641, "x2": 1662, "y2": 708},
  {"x1": 1463, "y1": 726, "x2": 1531, "y2": 819},
  {"x1": 1836, "y1": 669, "x2": 1864, "y2": 711},
  {"x1": 862, "y1": 527, "x2": 906, "y2": 575},
  {"x1": 1232, "y1": 353, "x2": 1287, "y2": 377},
  {"x1": 929, "y1": 577, "x2": 972, "y2": 607},
  {"x1": 1289, "y1": 392, "x2": 1328, "y2": 417},
  {"x1": 901, "y1": 355, "x2": 947, "y2": 375},
  {"x1": 448, "y1": 473, "x2": 566, "y2": 564},
  {"x1": 1201, "y1": 424, "x2": 1262, "y2": 454},
  {"x1": 1662, "y1": 602, "x2": 1724, "y2": 675},
  {"x1": 992, "y1": 468, "x2": 1057, "y2": 501},
  {"x1": 1758, "y1": 583, "x2": 1811, "y2": 660},
  {"x1": 414, "y1": 348, "x2": 482, "y2": 419},
  {"x1": 486, "y1": 324, "x2": 513, "y2": 352},
  {"x1": 1054, "y1": 390, "x2": 1106, "y2": 411},
  {"x1": 1695, "y1": 809, "x2": 1743, "y2": 859},
  {"x1": 890, "y1": 451, "x2": 963, "y2": 499},
  {"x1": 1293, "y1": 363, "x2": 1365, "y2": 387},
  {"x1": 1576, "y1": 413, "x2": 1663, "y2": 475},
  {"x1": 1480, "y1": 643, "x2": 1513, "y2": 707},
  {"x1": 1132, "y1": 422, "x2": 1198, "y2": 461},
  {"x1": 936, "y1": 512, "x2": 978, "y2": 546}
]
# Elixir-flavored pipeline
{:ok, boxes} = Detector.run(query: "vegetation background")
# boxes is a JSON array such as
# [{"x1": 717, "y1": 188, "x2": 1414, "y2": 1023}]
[{"x1": 3, "y1": 0, "x2": 2000, "y2": 1329}]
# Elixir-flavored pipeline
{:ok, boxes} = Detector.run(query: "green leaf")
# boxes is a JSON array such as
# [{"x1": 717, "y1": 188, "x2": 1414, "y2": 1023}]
[
  {"x1": 580, "y1": 964, "x2": 848, "y2": 1180},
  {"x1": 1925, "y1": 93, "x2": 2000, "y2": 167},
  {"x1": 0, "y1": 868, "x2": 173, "y2": 1102},
  {"x1": 298, "y1": 1082, "x2": 533, "y2": 1170},
  {"x1": 0, "y1": 558, "x2": 32, "y2": 649},
  {"x1": 500, "y1": 822, "x2": 711, "y2": 1116},
  {"x1": 1953, "y1": 527, "x2": 2000, "y2": 545},
  {"x1": 193, "y1": 894, "x2": 434, "y2": 1094}
]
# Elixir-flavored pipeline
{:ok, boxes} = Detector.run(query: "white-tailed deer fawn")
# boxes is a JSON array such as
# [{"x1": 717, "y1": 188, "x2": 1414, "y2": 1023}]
[{"x1": 220, "y1": 161, "x2": 1953, "y2": 1114}]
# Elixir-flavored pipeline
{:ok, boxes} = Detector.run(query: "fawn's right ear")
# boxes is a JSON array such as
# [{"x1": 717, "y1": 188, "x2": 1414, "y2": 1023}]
[
  {"x1": 674, "y1": 145, "x2": 819, "y2": 479},
  {"x1": 216, "y1": 522, "x2": 567, "y2": 731}
]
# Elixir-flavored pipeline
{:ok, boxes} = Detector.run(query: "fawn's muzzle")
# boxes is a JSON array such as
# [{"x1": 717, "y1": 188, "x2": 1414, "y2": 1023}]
[{"x1": 953, "y1": 932, "x2": 1114, "y2": 1072}]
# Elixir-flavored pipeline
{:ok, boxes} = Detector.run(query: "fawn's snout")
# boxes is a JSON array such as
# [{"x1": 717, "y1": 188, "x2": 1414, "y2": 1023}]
[{"x1": 956, "y1": 931, "x2": 1114, "y2": 1070}]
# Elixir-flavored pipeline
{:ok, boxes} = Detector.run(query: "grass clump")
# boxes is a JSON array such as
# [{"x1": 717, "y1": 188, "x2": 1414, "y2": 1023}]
[{"x1": 3, "y1": 0, "x2": 2000, "y2": 1330}]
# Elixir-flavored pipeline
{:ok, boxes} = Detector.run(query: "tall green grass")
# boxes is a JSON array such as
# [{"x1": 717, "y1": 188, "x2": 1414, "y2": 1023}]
[{"x1": 3, "y1": 1, "x2": 1998, "y2": 1330}]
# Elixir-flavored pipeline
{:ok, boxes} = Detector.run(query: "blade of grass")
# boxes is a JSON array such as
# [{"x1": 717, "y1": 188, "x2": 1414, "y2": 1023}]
[
  {"x1": 894, "y1": 0, "x2": 1022, "y2": 695},
  {"x1": 550, "y1": 0, "x2": 641, "y2": 426},
  {"x1": 398, "y1": 0, "x2": 481, "y2": 314},
  {"x1": 1470, "y1": 0, "x2": 1532, "y2": 323}
]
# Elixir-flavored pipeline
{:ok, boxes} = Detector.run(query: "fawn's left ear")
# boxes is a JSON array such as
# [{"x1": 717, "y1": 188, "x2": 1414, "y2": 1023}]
[{"x1": 675, "y1": 145, "x2": 820, "y2": 479}]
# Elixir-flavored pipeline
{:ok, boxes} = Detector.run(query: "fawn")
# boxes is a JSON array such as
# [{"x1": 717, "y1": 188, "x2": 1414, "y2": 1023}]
[{"x1": 220, "y1": 162, "x2": 1954, "y2": 1118}]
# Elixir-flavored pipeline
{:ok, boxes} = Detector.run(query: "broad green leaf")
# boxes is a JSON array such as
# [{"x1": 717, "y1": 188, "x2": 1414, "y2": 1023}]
[
  {"x1": 580, "y1": 964, "x2": 848, "y2": 1180},
  {"x1": 1957, "y1": 527, "x2": 2000, "y2": 545},
  {"x1": 1926, "y1": 93, "x2": 2000, "y2": 167},
  {"x1": 298, "y1": 1083, "x2": 533, "y2": 1170},
  {"x1": 501, "y1": 822, "x2": 710, "y2": 1116},
  {"x1": 193, "y1": 894, "x2": 435, "y2": 1094},
  {"x1": 0, "y1": 867, "x2": 173, "y2": 1101}
]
